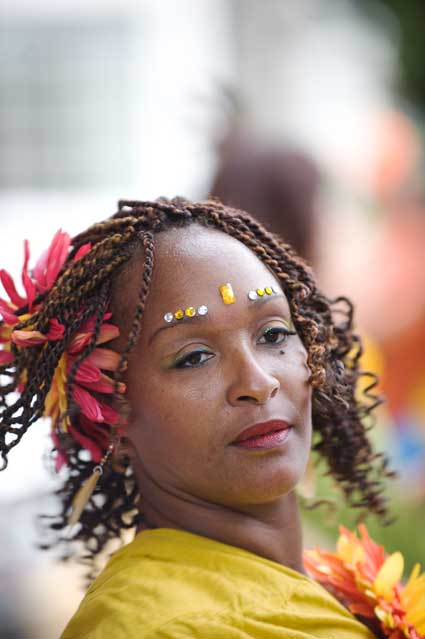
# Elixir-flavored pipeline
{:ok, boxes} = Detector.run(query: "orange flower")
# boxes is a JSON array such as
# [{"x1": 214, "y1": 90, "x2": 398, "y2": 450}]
[{"x1": 304, "y1": 524, "x2": 425, "y2": 638}]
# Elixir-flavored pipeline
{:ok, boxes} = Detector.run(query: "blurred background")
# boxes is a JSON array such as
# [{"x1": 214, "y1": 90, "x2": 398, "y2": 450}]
[{"x1": 1, "y1": 0, "x2": 425, "y2": 636}]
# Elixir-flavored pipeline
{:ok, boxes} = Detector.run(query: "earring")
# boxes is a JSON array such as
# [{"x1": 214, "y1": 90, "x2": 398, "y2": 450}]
[{"x1": 66, "y1": 439, "x2": 117, "y2": 529}]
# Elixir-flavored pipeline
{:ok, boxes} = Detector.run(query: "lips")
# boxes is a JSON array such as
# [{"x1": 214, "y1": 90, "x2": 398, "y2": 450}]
[{"x1": 231, "y1": 419, "x2": 290, "y2": 444}]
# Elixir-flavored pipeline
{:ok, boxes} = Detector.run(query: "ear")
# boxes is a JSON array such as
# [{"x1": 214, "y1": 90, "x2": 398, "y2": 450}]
[{"x1": 111, "y1": 435, "x2": 139, "y2": 472}]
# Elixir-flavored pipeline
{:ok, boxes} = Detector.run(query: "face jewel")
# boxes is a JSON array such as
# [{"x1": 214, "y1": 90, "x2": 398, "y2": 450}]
[
  {"x1": 219, "y1": 283, "x2": 235, "y2": 305},
  {"x1": 174, "y1": 309, "x2": 184, "y2": 320},
  {"x1": 185, "y1": 306, "x2": 196, "y2": 317},
  {"x1": 256, "y1": 288, "x2": 265, "y2": 297},
  {"x1": 248, "y1": 290, "x2": 258, "y2": 301},
  {"x1": 164, "y1": 312, "x2": 174, "y2": 323},
  {"x1": 265, "y1": 287, "x2": 273, "y2": 295},
  {"x1": 272, "y1": 286, "x2": 279, "y2": 294},
  {"x1": 197, "y1": 305, "x2": 208, "y2": 316}
]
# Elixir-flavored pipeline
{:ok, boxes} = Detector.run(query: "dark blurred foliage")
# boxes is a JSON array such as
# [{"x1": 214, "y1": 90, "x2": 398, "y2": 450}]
[{"x1": 360, "y1": 0, "x2": 425, "y2": 109}]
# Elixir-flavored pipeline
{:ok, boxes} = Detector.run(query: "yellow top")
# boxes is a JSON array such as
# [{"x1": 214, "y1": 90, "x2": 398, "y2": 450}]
[{"x1": 61, "y1": 528, "x2": 374, "y2": 639}]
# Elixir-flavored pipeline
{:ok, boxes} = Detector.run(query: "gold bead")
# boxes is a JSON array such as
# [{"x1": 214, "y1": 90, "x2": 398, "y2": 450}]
[
  {"x1": 256, "y1": 288, "x2": 265, "y2": 296},
  {"x1": 174, "y1": 309, "x2": 184, "y2": 320},
  {"x1": 185, "y1": 306, "x2": 196, "y2": 317},
  {"x1": 265, "y1": 287, "x2": 273, "y2": 295},
  {"x1": 219, "y1": 283, "x2": 235, "y2": 305}
]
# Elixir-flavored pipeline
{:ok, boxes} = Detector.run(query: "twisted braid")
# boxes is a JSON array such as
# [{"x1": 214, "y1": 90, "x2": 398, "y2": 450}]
[{"x1": 0, "y1": 196, "x2": 393, "y2": 574}]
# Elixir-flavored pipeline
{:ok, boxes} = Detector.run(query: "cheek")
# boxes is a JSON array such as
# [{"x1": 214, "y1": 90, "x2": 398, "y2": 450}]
[
  {"x1": 281, "y1": 341, "x2": 312, "y2": 398},
  {"x1": 126, "y1": 368, "x2": 217, "y2": 455}
]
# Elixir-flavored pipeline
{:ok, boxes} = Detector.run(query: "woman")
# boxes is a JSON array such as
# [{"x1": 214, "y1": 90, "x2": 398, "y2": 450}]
[{"x1": 0, "y1": 197, "x2": 390, "y2": 638}]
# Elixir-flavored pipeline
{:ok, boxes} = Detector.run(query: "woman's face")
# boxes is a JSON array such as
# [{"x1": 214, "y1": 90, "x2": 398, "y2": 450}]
[{"x1": 120, "y1": 226, "x2": 312, "y2": 508}]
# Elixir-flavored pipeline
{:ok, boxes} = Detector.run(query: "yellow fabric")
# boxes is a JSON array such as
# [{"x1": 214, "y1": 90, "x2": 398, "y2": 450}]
[{"x1": 61, "y1": 528, "x2": 374, "y2": 639}]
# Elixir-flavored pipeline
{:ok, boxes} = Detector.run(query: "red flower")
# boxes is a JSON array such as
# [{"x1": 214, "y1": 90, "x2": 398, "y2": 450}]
[{"x1": 0, "y1": 231, "x2": 123, "y2": 472}]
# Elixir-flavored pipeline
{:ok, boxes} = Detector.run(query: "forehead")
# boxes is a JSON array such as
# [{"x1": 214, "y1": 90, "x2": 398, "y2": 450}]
[{"x1": 150, "y1": 225, "x2": 280, "y2": 308}]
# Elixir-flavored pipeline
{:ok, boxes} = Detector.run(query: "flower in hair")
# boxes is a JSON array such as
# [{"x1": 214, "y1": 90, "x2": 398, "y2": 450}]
[
  {"x1": 0, "y1": 230, "x2": 123, "y2": 471},
  {"x1": 304, "y1": 524, "x2": 425, "y2": 638}
]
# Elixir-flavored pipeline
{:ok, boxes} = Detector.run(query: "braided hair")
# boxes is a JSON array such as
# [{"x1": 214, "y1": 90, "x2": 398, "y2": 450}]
[{"x1": 0, "y1": 196, "x2": 392, "y2": 570}]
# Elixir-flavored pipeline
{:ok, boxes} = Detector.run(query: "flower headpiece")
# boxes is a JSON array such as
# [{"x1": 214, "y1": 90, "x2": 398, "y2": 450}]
[
  {"x1": 0, "y1": 230, "x2": 123, "y2": 475},
  {"x1": 304, "y1": 524, "x2": 425, "y2": 638}
]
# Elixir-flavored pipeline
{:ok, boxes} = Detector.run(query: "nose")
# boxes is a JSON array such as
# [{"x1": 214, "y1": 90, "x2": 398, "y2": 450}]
[{"x1": 227, "y1": 347, "x2": 280, "y2": 406}]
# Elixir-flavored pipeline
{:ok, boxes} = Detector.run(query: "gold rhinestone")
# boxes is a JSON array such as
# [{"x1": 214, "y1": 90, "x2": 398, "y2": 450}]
[
  {"x1": 219, "y1": 283, "x2": 235, "y2": 305},
  {"x1": 265, "y1": 287, "x2": 273, "y2": 295},
  {"x1": 185, "y1": 306, "x2": 196, "y2": 317},
  {"x1": 256, "y1": 288, "x2": 265, "y2": 296},
  {"x1": 174, "y1": 309, "x2": 184, "y2": 320}
]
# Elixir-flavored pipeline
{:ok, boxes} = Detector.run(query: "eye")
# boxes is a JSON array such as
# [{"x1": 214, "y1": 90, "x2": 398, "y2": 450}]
[
  {"x1": 174, "y1": 350, "x2": 215, "y2": 369},
  {"x1": 257, "y1": 326, "x2": 296, "y2": 346}
]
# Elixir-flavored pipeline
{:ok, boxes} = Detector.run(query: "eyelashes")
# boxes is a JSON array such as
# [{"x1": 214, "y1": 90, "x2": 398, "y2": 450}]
[
  {"x1": 173, "y1": 326, "x2": 296, "y2": 370},
  {"x1": 257, "y1": 326, "x2": 296, "y2": 346},
  {"x1": 174, "y1": 350, "x2": 214, "y2": 369}
]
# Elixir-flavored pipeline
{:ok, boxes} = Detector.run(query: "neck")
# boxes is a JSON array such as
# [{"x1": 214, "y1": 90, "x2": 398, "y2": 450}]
[{"x1": 134, "y1": 464, "x2": 305, "y2": 575}]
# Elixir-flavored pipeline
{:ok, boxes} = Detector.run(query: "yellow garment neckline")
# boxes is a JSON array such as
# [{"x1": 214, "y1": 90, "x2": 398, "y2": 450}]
[{"x1": 128, "y1": 526, "x2": 311, "y2": 583}]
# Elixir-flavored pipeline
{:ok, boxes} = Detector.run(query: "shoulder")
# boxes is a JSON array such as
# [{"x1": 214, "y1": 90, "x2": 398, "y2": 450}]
[
  {"x1": 61, "y1": 577, "x2": 374, "y2": 639},
  {"x1": 60, "y1": 529, "x2": 375, "y2": 639}
]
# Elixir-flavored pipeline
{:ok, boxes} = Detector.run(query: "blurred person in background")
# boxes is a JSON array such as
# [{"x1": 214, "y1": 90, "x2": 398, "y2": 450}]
[
  {"x1": 210, "y1": 123, "x2": 321, "y2": 265},
  {"x1": 0, "y1": 197, "x2": 396, "y2": 638}
]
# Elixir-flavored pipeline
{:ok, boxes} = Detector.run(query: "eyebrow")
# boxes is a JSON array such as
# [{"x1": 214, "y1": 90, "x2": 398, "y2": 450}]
[{"x1": 148, "y1": 293, "x2": 288, "y2": 344}]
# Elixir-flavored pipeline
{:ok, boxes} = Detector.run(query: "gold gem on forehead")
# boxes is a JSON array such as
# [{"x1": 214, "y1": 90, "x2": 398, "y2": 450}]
[
  {"x1": 219, "y1": 283, "x2": 235, "y2": 305},
  {"x1": 163, "y1": 305, "x2": 209, "y2": 324},
  {"x1": 247, "y1": 286, "x2": 279, "y2": 301}
]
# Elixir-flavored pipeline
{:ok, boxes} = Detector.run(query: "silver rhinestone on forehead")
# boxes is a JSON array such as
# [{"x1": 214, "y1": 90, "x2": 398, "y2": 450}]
[
  {"x1": 197, "y1": 305, "x2": 208, "y2": 316},
  {"x1": 163, "y1": 312, "x2": 174, "y2": 323},
  {"x1": 248, "y1": 290, "x2": 258, "y2": 301}
]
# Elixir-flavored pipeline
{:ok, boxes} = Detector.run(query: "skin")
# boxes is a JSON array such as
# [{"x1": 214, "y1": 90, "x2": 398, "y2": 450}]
[{"x1": 113, "y1": 226, "x2": 312, "y2": 574}]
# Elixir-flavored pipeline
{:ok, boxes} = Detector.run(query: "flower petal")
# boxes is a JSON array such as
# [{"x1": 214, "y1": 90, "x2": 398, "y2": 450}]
[
  {"x1": 73, "y1": 385, "x2": 104, "y2": 422},
  {"x1": 0, "y1": 350, "x2": 14, "y2": 364},
  {"x1": 68, "y1": 422, "x2": 104, "y2": 463},
  {"x1": 67, "y1": 314, "x2": 117, "y2": 354},
  {"x1": 96, "y1": 323, "x2": 120, "y2": 345},
  {"x1": 99, "y1": 401, "x2": 120, "y2": 425},
  {"x1": 45, "y1": 230, "x2": 71, "y2": 289},
  {"x1": 358, "y1": 523, "x2": 386, "y2": 575},
  {"x1": 86, "y1": 347, "x2": 120, "y2": 371},
  {"x1": 337, "y1": 532, "x2": 365, "y2": 566},
  {"x1": 0, "y1": 300, "x2": 19, "y2": 325},
  {"x1": 74, "y1": 243, "x2": 92, "y2": 261},
  {"x1": 33, "y1": 230, "x2": 71, "y2": 292},
  {"x1": 0, "y1": 269, "x2": 26, "y2": 307},
  {"x1": 77, "y1": 415, "x2": 110, "y2": 452},
  {"x1": 373, "y1": 552, "x2": 404, "y2": 602},
  {"x1": 68, "y1": 330, "x2": 91, "y2": 354},
  {"x1": 21, "y1": 240, "x2": 37, "y2": 308},
  {"x1": 73, "y1": 360, "x2": 102, "y2": 384},
  {"x1": 78, "y1": 373, "x2": 125, "y2": 395},
  {"x1": 11, "y1": 329, "x2": 47, "y2": 346},
  {"x1": 45, "y1": 318, "x2": 65, "y2": 341}
]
